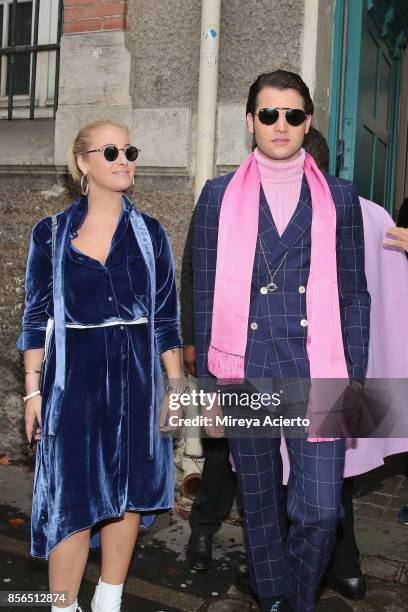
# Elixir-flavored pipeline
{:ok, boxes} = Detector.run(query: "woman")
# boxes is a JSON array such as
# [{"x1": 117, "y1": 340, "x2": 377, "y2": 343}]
[{"x1": 17, "y1": 119, "x2": 183, "y2": 612}]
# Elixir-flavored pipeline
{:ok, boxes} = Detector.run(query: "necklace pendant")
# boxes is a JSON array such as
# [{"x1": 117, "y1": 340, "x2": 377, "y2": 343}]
[{"x1": 266, "y1": 281, "x2": 278, "y2": 293}]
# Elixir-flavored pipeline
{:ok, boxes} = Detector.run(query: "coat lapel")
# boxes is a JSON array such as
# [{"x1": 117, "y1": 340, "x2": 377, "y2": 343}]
[
  {"x1": 258, "y1": 174, "x2": 312, "y2": 266},
  {"x1": 127, "y1": 196, "x2": 157, "y2": 459},
  {"x1": 258, "y1": 184, "x2": 279, "y2": 239},
  {"x1": 48, "y1": 201, "x2": 77, "y2": 435}
]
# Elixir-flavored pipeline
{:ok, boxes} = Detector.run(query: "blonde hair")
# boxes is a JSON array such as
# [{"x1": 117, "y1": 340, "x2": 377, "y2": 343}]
[{"x1": 67, "y1": 119, "x2": 130, "y2": 182}]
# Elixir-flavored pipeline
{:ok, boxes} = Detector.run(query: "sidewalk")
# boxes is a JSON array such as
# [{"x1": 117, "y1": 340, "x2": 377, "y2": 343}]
[{"x1": 0, "y1": 455, "x2": 407, "y2": 612}]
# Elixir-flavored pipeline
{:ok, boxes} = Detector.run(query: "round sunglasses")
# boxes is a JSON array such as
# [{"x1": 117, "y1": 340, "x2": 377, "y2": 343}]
[
  {"x1": 256, "y1": 107, "x2": 307, "y2": 127},
  {"x1": 83, "y1": 144, "x2": 140, "y2": 163}
]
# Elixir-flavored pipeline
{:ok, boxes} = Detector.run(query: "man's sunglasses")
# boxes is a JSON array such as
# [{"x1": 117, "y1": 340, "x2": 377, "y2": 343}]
[
  {"x1": 256, "y1": 107, "x2": 307, "y2": 127},
  {"x1": 83, "y1": 144, "x2": 140, "y2": 162}
]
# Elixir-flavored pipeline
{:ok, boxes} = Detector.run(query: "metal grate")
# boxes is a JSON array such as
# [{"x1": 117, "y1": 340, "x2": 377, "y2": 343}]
[{"x1": 0, "y1": 0, "x2": 63, "y2": 120}]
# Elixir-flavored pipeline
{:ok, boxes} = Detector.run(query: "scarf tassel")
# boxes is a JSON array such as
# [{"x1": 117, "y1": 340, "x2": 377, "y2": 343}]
[{"x1": 208, "y1": 344, "x2": 245, "y2": 383}]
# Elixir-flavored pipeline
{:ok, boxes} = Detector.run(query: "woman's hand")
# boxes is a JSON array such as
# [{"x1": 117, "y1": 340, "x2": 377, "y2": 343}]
[
  {"x1": 23, "y1": 348, "x2": 45, "y2": 445},
  {"x1": 25, "y1": 394, "x2": 42, "y2": 444},
  {"x1": 159, "y1": 347, "x2": 184, "y2": 432},
  {"x1": 383, "y1": 227, "x2": 408, "y2": 253},
  {"x1": 159, "y1": 391, "x2": 182, "y2": 433}
]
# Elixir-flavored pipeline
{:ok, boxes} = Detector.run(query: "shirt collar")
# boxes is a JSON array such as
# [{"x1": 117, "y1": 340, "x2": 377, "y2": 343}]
[{"x1": 69, "y1": 193, "x2": 133, "y2": 240}]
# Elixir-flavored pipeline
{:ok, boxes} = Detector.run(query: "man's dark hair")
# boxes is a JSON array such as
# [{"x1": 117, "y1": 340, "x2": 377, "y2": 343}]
[
  {"x1": 246, "y1": 70, "x2": 314, "y2": 116},
  {"x1": 303, "y1": 127, "x2": 329, "y2": 172}
]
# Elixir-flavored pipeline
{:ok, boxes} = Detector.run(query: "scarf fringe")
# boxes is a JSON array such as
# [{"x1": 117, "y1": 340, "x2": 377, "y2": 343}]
[
  {"x1": 307, "y1": 437, "x2": 338, "y2": 442},
  {"x1": 208, "y1": 344, "x2": 245, "y2": 381}
]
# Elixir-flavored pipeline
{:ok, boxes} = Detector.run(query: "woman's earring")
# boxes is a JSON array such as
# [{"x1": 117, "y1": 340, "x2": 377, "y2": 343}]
[
  {"x1": 127, "y1": 177, "x2": 135, "y2": 191},
  {"x1": 80, "y1": 174, "x2": 89, "y2": 196}
]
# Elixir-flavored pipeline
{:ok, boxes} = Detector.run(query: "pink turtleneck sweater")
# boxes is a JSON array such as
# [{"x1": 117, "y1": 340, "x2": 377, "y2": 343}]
[{"x1": 254, "y1": 147, "x2": 305, "y2": 236}]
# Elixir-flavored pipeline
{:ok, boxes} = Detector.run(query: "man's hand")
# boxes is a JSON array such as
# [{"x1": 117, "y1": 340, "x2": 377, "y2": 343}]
[
  {"x1": 342, "y1": 381, "x2": 364, "y2": 437},
  {"x1": 307, "y1": 381, "x2": 363, "y2": 438},
  {"x1": 201, "y1": 392, "x2": 225, "y2": 438},
  {"x1": 384, "y1": 227, "x2": 408, "y2": 253},
  {"x1": 183, "y1": 345, "x2": 197, "y2": 377}
]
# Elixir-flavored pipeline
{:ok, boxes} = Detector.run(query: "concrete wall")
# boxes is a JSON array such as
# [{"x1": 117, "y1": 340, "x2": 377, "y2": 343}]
[
  {"x1": 126, "y1": 0, "x2": 303, "y2": 109},
  {"x1": 218, "y1": 0, "x2": 303, "y2": 104},
  {"x1": 313, "y1": 0, "x2": 336, "y2": 136},
  {"x1": 125, "y1": 0, "x2": 304, "y2": 170},
  {"x1": 126, "y1": 0, "x2": 201, "y2": 109}
]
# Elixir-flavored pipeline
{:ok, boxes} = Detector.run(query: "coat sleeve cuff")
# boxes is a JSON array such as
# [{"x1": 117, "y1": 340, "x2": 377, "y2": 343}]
[
  {"x1": 155, "y1": 321, "x2": 182, "y2": 354},
  {"x1": 16, "y1": 329, "x2": 46, "y2": 351}
]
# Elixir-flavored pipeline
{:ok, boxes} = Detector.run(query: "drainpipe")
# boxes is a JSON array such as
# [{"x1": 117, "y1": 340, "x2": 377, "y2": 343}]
[
  {"x1": 180, "y1": 1, "x2": 221, "y2": 514},
  {"x1": 194, "y1": 0, "x2": 221, "y2": 203}
]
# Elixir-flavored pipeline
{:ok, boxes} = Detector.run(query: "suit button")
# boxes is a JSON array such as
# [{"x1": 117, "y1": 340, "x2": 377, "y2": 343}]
[
  {"x1": 250, "y1": 322, "x2": 258, "y2": 331},
  {"x1": 260, "y1": 287, "x2": 268, "y2": 295},
  {"x1": 300, "y1": 319, "x2": 308, "y2": 327},
  {"x1": 108, "y1": 296, "x2": 113, "y2": 301},
  {"x1": 298, "y1": 286, "x2": 306, "y2": 293}
]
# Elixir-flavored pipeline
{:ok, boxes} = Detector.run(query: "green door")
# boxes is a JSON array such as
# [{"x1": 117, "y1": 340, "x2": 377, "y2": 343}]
[
  {"x1": 329, "y1": 0, "x2": 408, "y2": 214},
  {"x1": 353, "y1": 12, "x2": 392, "y2": 206}
]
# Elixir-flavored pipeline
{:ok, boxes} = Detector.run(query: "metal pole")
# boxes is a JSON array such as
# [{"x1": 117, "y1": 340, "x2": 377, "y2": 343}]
[
  {"x1": 53, "y1": 0, "x2": 64, "y2": 117},
  {"x1": 0, "y1": 43, "x2": 61, "y2": 55},
  {"x1": 29, "y1": 0, "x2": 41, "y2": 119},
  {"x1": 194, "y1": 0, "x2": 221, "y2": 204},
  {"x1": 7, "y1": 0, "x2": 18, "y2": 120}
]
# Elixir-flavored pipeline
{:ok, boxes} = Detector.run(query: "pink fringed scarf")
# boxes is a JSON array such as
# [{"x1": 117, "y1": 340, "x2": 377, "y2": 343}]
[{"x1": 208, "y1": 151, "x2": 349, "y2": 440}]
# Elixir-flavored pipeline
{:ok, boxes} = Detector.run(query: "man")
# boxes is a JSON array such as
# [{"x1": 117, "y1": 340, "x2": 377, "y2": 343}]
[
  {"x1": 182, "y1": 127, "x2": 366, "y2": 601},
  {"x1": 191, "y1": 70, "x2": 370, "y2": 612}
]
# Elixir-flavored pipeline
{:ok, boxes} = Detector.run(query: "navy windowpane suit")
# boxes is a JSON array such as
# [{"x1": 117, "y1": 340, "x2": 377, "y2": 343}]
[{"x1": 191, "y1": 172, "x2": 370, "y2": 612}]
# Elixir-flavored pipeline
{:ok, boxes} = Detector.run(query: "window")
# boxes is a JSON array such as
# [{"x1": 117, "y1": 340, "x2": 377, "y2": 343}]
[{"x1": 0, "y1": 0, "x2": 62, "y2": 119}]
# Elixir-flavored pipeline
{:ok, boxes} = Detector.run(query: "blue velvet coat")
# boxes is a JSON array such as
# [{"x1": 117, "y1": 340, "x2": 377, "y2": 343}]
[{"x1": 17, "y1": 194, "x2": 182, "y2": 559}]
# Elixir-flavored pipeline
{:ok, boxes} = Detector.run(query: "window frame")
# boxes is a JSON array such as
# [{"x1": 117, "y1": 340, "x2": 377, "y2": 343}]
[{"x1": 0, "y1": 0, "x2": 60, "y2": 118}]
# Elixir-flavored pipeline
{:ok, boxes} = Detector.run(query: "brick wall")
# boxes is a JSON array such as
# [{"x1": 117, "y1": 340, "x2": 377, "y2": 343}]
[{"x1": 63, "y1": 0, "x2": 127, "y2": 34}]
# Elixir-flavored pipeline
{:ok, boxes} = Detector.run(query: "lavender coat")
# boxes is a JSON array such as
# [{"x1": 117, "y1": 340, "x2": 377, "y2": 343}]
[{"x1": 281, "y1": 197, "x2": 408, "y2": 480}]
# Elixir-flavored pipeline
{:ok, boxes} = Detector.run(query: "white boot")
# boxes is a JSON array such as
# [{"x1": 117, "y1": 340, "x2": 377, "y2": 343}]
[
  {"x1": 51, "y1": 601, "x2": 82, "y2": 612},
  {"x1": 91, "y1": 577, "x2": 124, "y2": 612}
]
